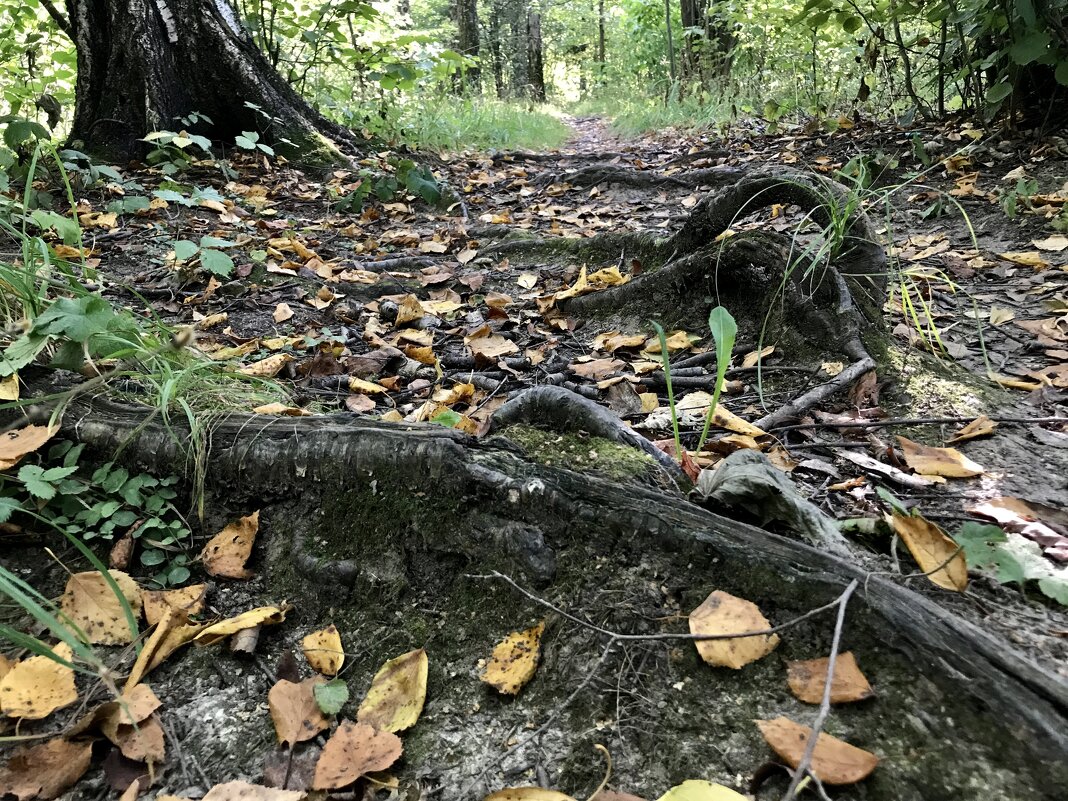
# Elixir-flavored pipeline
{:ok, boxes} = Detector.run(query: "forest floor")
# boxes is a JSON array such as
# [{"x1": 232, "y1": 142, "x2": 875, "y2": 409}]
[{"x1": 4, "y1": 114, "x2": 1068, "y2": 800}]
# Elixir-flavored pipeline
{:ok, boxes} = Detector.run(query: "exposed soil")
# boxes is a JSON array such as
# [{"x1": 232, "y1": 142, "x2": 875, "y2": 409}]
[{"x1": 2, "y1": 115, "x2": 1068, "y2": 801}]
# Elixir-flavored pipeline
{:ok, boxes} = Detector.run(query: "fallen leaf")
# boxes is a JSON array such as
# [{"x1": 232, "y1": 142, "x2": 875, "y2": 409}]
[
  {"x1": 273, "y1": 303, "x2": 294, "y2": 322},
  {"x1": 124, "y1": 608, "x2": 204, "y2": 691},
  {"x1": 742, "y1": 345, "x2": 774, "y2": 368},
  {"x1": 356, "y1": 648, "x2": 427, "y2": 732},
  {"x1": 946, "y1": 415, "x2": 998, "y2": 445},
  {"x1": 59, "y1": 569, "x2": 142, "y2": 645},
  {"x1": 0, "y1": 424, "x2": 56, "y2": 471},
  {"x1": 1033, "y1": 234, "x2": 1068, "y2": 252},
  {"x1": 688, "y1": 590, "x2": 779, "y2": 669},
  {"x1": 194, "y1": 605, "x2": 289, "y2": 646},
  {"x1": 786, "y1": 652, "x2": 874, "y2": 704},
  {"x1": 313, "y1": 720, "x2": 402, "y2": 790},
  {"x1": 467, "y1": 332, "x2": 519, "y2": 360},
  {"x1": 656, "y1": 780, "x2": 747, "y2": 800},
  {"x1": 0, "y1": 374, "x2": 18, "y2": 401},
  {"x1": 253, "y1": 402, "x2": 312, "y2": 416},
  {"x1": 394, "y1": 294, "x2": 425, "y2": 326},
  {"x1": 239, "y1": 353, "x2": 294, "y2": 378},
  {"x1": 141, "y1": 584, "x2": 207, "y2": 627},
  {"x1": 998, "y1": 251, "x2": 1050, "y2": 270},
  {"x1": 302, "y1": 625, "x2": 344, "y2": 676},
  {"x1": 676, "y1": 393, "x2": 768, "y2": 437},
  {"x1": 269, "y1": 677, "x2": 332, "y2": 746},
  {"x1": 480, "y1": 622, "x2": 544, "y2": 695},
  {"x1": 202, "y1": 781, "x2": 304, "y2": 801},
  {"x1": 109, "y1": 713, "x2": 166, "y2": 763},
  {"x1": 517, "y1": 273, "x2": 538, "y2": 289},
  {"x1": 988, "y1": 307, "x2": 1015, "y2": 326},
  {"x1": 571, "y1": 358, "x2": 624, "y2": 380},
  {"x1": 896, "y1": 435, "x2": 984, "y2": 478},
  {"x1": 0, "y1": 737, "x2": 93, "y2": 800},
  {"x1": 201, "y1": 511, "x2": 259, "y2": 579},
  {"x1": 0, "y1": 643, "x2": 78, "y2": 719},
  {"x1": 485, "y1": 791, "x2": 576, "y2": 801},
  {"x1": 756, "y1": 716, "x2": 879, "y2": 785},
  {"x1": 889, "y1": 512, "x2": 968, "y2": 591}
]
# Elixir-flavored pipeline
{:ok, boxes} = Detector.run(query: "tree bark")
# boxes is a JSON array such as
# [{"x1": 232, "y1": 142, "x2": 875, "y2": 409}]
[
  {"x1": 452, "y1": 0, "x2": 482, "y2": 94},
  {"x1": 526, "y1": 9, "x2": 546, "y2": 101},
  {"x1": 65, "y1": 0, "x2": 354, "y2": 161}
]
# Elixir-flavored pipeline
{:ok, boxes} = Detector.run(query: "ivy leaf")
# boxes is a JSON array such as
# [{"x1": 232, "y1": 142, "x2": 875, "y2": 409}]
[{"x1": 314, "y1": 678, "x2": 349, "y2": 715}]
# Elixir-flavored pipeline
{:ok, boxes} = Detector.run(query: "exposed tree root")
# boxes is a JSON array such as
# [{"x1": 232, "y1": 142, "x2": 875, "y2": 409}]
[
  {"x1": 536, "y1": 163, "x2": 746, "y2": 190},
  {"x1": 60, "y1": 394, "x2": 1068, "y2": 799}
]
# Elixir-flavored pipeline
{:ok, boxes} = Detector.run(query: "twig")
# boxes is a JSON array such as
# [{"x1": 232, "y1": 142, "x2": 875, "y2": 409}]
[
  {"x1": 782, "y1": 579, "x2": 858, "y2": 800},
  {"x1": 771, "y1": 415, "x2": 1068, "y2": 433}
]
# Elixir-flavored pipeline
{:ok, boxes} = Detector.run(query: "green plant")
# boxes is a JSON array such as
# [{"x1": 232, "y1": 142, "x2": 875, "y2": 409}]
[
  {"x1": 170, "y1": 236, "x2": 238, "y2": 279},
  {"x1": 141, "y1": 129, "x2": 213, "y2": 175},
  {"x1": 695, "y1": 306, "x2": 737, "y2": 452},
  {"x1": 651, "y1": 321, "x2": 682, "y2": 460},
  {"x1": 234, "y1": 130, "x2": 275, "y2": 156},
  {"x1": 1000, "y1": 176, "x2": 1039, "y2": 219},
  {"x1": 954, "y1": 522, "x2": 1067, "y2": 605}
]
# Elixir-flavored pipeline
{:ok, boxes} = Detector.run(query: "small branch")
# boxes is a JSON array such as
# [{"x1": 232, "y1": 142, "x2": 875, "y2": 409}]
[
  {"x1": 772, "y1": 415, "x2": 1068, "y2": 434},
  {"x1": 39, "y1": 0, "x2": 73, "y2": 38},
  {"x1": 782, "y1": 579, "x2": 858, "y2": 800},
  {"x1": 754, "y1": 356, "x2": 876, "y2": 431}
]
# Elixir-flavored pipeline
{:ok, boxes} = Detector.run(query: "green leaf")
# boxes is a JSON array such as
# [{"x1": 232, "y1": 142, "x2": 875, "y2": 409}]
[
  {"x1": 199, "y1": 236, "x2": 235, "y2": 249},
  {"x1": 235, "y1": 133, "x2": 258, "y2": 149},
  {"x1": 172, "y1": 239, "x2": 199, "y2": 261},
  {"x1": 430, "y1": 409, "x2": 462, "y2": 428},
  {"x1": 1010, "y1": 30, "x2": 1051, "y2": 65},
  {"x1": 985, "y1": 81, "x2": 1013, "y2": 104},
  {"x1": 33, "y1": 296, "x2": 115, "y2": 343},
  {"x1": 657, "y1": 779, "x2": 747, "y2": 801},
  {"x1": 41, "y1": 466, "x2": 77, "y2": 482},
  {"x1": 313, "y1": 678, "x2": 349, "y2": 715},
  {"x1": 199, "y1": 249, "x2": 235, "y2": 277},
  {"x1": 1056, "y1": 60, "x2": 1068, "y2": 87},
  {"x1": 18, "y1": 465, "x2": 56, "y2": 501},
  {"x1": 166, "y1": 565, "x2": 191, "y2": 585},
  {"x1": 112, "y1": 510, "x2": 138, "y2": 527},
  {"x1": 0, "y1": 497, "x2": 23, "y2": 524},
  {"x1": 140, "y1": 549, "x2": 166, "y2": 567},
  {"x1": 696, "y1": 306, "x2": 738, "y2": 451}
]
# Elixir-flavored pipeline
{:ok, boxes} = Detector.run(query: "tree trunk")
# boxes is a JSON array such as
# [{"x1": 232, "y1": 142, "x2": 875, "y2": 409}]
[
  {"x1": 452, "y1": 0, "x2": 482, "y2": 94},
  {"x1": 66, "y1": 0, "x2": 354, "y2": 162},
  {"x1": 526, "y1": 9, "x2": 546, "y2": 101},
  {"x1": 488, "y1": 1, "x2": 506, "y2": 98}
]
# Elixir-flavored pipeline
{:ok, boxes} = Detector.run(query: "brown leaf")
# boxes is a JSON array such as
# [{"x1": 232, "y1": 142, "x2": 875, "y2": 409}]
[
  {"x1": 59, "y1": 569, "x2": 141, "y2": 645},
  {"x1": 756, "y1": 716, "x2": 879, "y2": 785},
  {"x1": 109, "y1": 713, "x2": 166, "y2": 763},
  {"x1": 201, "y1": 511, "x2": 259, "y2": 579},
  {"x1": 688, "y1": 590, "x2": 779, "y2": 669},
  {"x1": 0, "y1": 737, "x2": 93, "y2": 800},
  {"x1": 268, "y1": 677, "x2": 332, "y2": 746},
  {"x1": 0, "y1": 643, "x2": 78, "y2": 719},
  {"x1": 896, "y1": 435, "x2": 984, "y2": 478},
  {"x1": 0, "y1": 424, "x2": 57, "y2": 471},
  {"x1": 312, "y1": 720, "x2": 403, "y2": 790},
  {"x1": 946, "y1": 415, "x2": 998, "y2": 445},
  {"x1": 480, "y1": 622, "x2": 544, "y2": 695},
  {"x1": 201, "y1": 781, "x2": 305, "y2": 801},
  {"x1": 889, "y1": 512, "x2": 968, "y2": 591},
  {"x1": 786, "y1": 652, "x2": 874, "y2": 704}
]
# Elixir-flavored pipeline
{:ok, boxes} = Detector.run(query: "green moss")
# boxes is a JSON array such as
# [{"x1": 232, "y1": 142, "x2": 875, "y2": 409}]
[
  {"x1": 499, "y1": 424, "x2": 657, "y2": 483},
  {"x1": 884, "y1": 343, "x2": 1009, "y2": 418}
]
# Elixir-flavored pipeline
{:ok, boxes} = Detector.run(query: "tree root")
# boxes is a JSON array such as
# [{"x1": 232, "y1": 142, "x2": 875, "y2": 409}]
[
  {"x1": 58, "y1": 393, "x2": 1068, "y2": 800},
  {"x1": 536, "y1": 163, "x2": 746, "y2": 190}
]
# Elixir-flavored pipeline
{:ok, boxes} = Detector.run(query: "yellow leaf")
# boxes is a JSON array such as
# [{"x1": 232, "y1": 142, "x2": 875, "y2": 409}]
[
  {"x1": 517, "y1": 273, "x2": 538, "y2": 290},
  {"x1": 480, "y1": 622, "x2": 544, "y2": 695},
  {"x1": 656, "y1": 780, "x2": 748, "y2": 801},
  {"x1": 193, "y1": 605, "x2": 290, "y2": 646},
  {"x1": 467, "y1": 333, "x2": 520, "y2": 360},
  {"x1": 201, "y1": 511, "x2": 259, "y2": 579},
  {"x1": 988, "y1": 307, "x2": 1015, "y2": 326},
  {"x1": 238, "y1": 353, "x2": 294, "y2": 378},
  {"x1": 59, "y1": 569, "x2": 142, "y2": 645},
  {"x1": 252, "y1": 402, "x2": 313, "y2": 416},
  {"x1": 786, "y1": 652, "x2": 874, "y2": 704},
  {"x1": 394, "y1": 294, "x2": 426, "y2": 326},
  {"x1": 206, "y1": 340, "x2": 259, "y2": 361},
  {"x1": 888, "y1": 512, "x2": 968, "y2": 591},
  {"x1": 0, "y1": 424, "x2": 56, "y2": 471},
  {"x1": 202, "y1": 781, "x2": 305, "y2": 801},
  {"x1": 946, "y1": 415, "x2": 998, "y2": 445},
  {"x1": 141, "y1": 584, "x2": 207, "y2": 627},
  {"x1": 896, "y1": 435, "x2": 984, "y2": 478},
  {"x1": 273, "y1": 302, "x2": 294, "y2": 322},
  {"x1": 554, "y1": 266, "x2": 589, "y2": 301},
  {"x1": 356, "y1": 648, "x2": 428, "y2": 733},
  {"x1": 302, "y1": 625, "x2": 344, "y2": 676},
  {"x1": 741, "y1": 345, "x2": 774, "y2": 368},
  {"x1": 0, "y1": 374, "x2": 18, "y2": 401},
  {"x1": 688, "y1": 590, "x2": 779, "y2": 669},
  {"x1": 586, "y1": 265, "x2": 629, "y2": 288},
  {"x1": 998, "y1": 251, "x2": 1050, "y2": 270},
  {"x1": 124, "y1": 608, "x2": 204, "y2": 691},
  {"x1": 0, "y1": 643, "x2": 78, "y2": 719},
  {"x1": 642, "y1": 330, "x2": 695, "y2": 355},
  {"x1": 349, "y1": 377, "x2": 388, "y2": 394},
  {"x1": 639, "y1": 392, "x2": 659, "y2": 413},
  {"x1": 756, "y1": 716, "x2": 879, "y2": 785},
  {"x1": 676, "y1": 393, "x2": 767, "y2": 437}
]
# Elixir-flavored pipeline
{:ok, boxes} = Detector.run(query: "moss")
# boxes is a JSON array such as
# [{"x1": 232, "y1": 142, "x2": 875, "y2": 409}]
[
  {"x1": 499, "y1": 424, "x2": 657, "y2": 483},
  {"x1": 884, "y1": 343, "x2": 1010, "y2": 418}
]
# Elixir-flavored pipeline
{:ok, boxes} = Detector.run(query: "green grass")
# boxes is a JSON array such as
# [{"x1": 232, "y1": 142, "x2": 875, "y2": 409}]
[
  {"x1": 570, "y1": 89, "x2": 734, "y2": 137},
  {"x1": 395, "y1": 98, "x2": 572, "y2": 152}
]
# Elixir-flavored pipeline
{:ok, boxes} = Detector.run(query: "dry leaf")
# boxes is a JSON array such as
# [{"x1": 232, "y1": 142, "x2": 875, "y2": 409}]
[
  {"x1": 1033, "y1": 234, "x2": 1068, "y2": 252},
  {"x1": 239, "y1": 353, "x2": 294, "y2": 378},
  {"x1": 896, "y1": 436, "x2": 984, "y2": 478},
  {"x1": 312, "y1": 720, "x2": 403, "y2": 790},
  {"x1": 0, "y1": 424, "x2": 56, "y2": 471},
  {"x1": 202, "y1": 781, "x2": 304, "y2": 801},
  {"x1": 742, "y1": 345, "x2": 774, "y2": 368},
  {"x1": 252, "y1": 403, "x2": 312, "y2": 416},
  {"x1": 356, "y1": 648, "x2": 428, "y2": 732},
  {"x1": 394, "y1": 294, "x2": 425, "y2": 326},
  {"x1": 124, "y1": 608, "x2": 204, "y2": 691},
  {"x1": 786, "y1": 652, "x2": 874, "y2": 704},
  {"x1": 656, "y1": 781, "x2": 747, "y2": 800},
  {"x1": 201, "y1": 511, "x2": 259, "y2": 579},
  {"x1": 59, "y1": 569, "x2": 142, "y2": 645},
  {"x1": 485, "y1": 791, "x2": 576, "y2": 801},
  {"x1": 676, "y1": 393, "x2": 768, "y2": 437},
  {"x1": 0, "y1": 374, "x2": 18, "y2": 401},
  {"x1": 688, "y1": 590, "x2": 779, "y2": 669},
  {"x1": 517, "y1": 273, "x2": 538, "y2": 289},
  {"x1": 467, "y1": 332, "x2": 520, "y2": 360},
  {"x1": 273, "y1": 303, "x2": 294, "y2": 322},
  {"x1": 268, "y1": 677, "x2": 331, "y2": 746},
  {"x1": 110, "y1": 713, "x2": 166, "y2": 763},
  {"x1": 302, "y1": 625, "x2": 344, "y2": 676},
  {"x1": 141, "y1": 584, "x2": 206, "y2": 627},
  {"x1": 480, "y1": 622, "x2": 544, "y2": 695},
  {"x1": 988, "y1": 307, "x2": 1015, "y2": 326},
  {"x1": 194, "y1": 605, "x2": 289, "y2": 646},
  {"x1": 756, "y1": 716, "x2": 879, "y2": 785},
  {"x1": 0, "y1": 643, "x2": 78, "y2": 719},
  {"x1": 0, "y1": 737, "x2": 93, "y2": 800},
  {"x1": 889, "y1": 512, "x2": 968, "y2": 591},
  {"x1": 998, "y1": 251, "x2": 1049, "y2": 270},
  {"x1": 946, "y1": 415, "x2": 998, "y2": 445}
]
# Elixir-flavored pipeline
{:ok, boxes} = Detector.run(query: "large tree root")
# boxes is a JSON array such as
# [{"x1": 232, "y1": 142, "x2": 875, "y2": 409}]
[
  {"x1": 61, "y1": 394, "x2": 1068, "y2": 801},
  {"x1": 535, "y1": 163, "x2": 747, "y2": 190}
]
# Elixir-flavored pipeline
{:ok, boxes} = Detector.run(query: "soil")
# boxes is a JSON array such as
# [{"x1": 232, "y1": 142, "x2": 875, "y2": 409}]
[{"x1": 2, "y1": 114, "x2": 1068, "y2": 801}]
